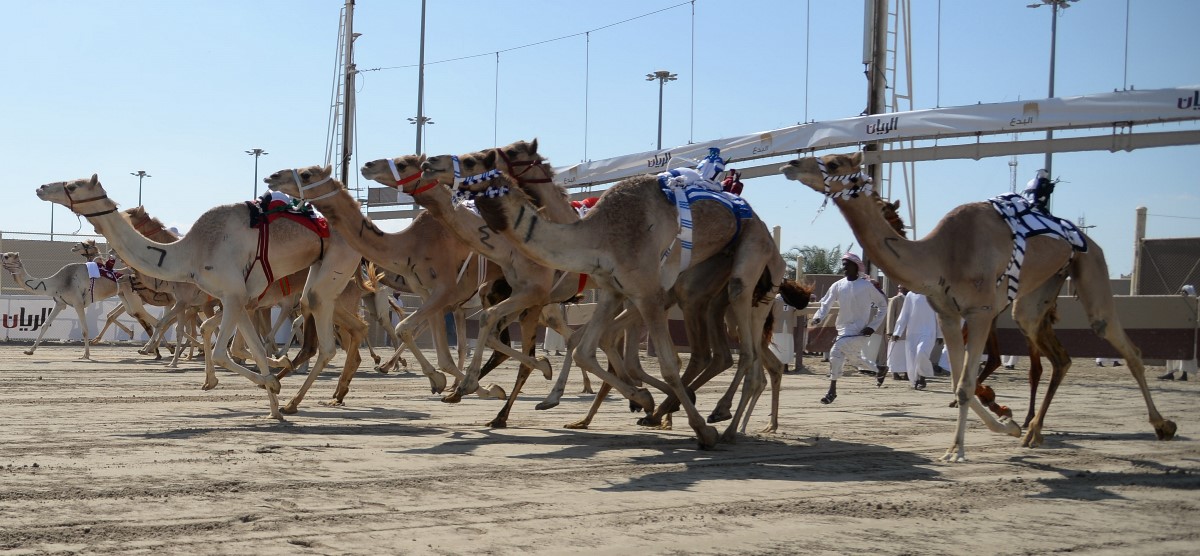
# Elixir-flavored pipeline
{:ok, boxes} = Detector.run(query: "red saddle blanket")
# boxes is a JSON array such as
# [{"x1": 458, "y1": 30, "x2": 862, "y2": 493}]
[{"x1": 249, "y1": 199, "x2": 330, "y2": 238}]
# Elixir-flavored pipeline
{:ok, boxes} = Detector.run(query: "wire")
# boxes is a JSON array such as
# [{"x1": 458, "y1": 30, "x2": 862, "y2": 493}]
[
  {"x1": 357, "y1": 1, "x2": 692, "y2": 74},
  {"x1": 1147, "y1": 213, "x2": 1200, "y2": 220}
]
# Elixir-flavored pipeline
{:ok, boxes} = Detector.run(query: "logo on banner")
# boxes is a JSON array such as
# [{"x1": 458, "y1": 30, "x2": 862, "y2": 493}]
[
  {"x1": 1, "y1": 307, "x2": 53, "y2": 332},
  {"x1": 1178, "y1": 91, "x2": 1200, "y2": 110},
  {"x1": 647, "y1": 152, "x2": 672, "y2": 169},
  {"x1": 865, "y1": 116, "x2": 898, "y2": 136},
  {"x1": 752, "y1": 133, "x2": 773, "y2": 155},
  {"x1": 1010, "y1": 102, "x2": 1039, "y2": 127}
]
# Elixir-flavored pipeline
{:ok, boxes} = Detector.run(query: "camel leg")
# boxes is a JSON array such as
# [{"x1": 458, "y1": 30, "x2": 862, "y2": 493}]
[
  {"x1": 563, "y1": 291, "x2": 656, "y2": 414},
  {"x1": 208, "y1": 305, "x2": 282, "y2": 419},
  {"x1": 938, "y1": 312, "x2": 1022, "y2": 463},
  {"x1": 488, "y1": 309, "x2": 544, "y2": 428},
  {"x1": 1024, "y1": 345, "x2": 1044, "y2": 428},
  {"x1": 199, "y1": 312, "x2": 222, "y2": 390},
  {"x1": 564, "y1": 381, "x2": 612, "y2": 429},
  {"x1": 92, "y1": 305, "x2": 125, "y2": 344},
  {"x1": 1071, "y1": 248, "x2": 1177, "y2": 441},
  {"x1": 538, "y1": 320, "x2": 590, "y2": 410},
  {"x1": 387, "y1": 307, "x2": 449, "y2": 393},
  {"x1": 25, "y1": 301, "x2": 67, "y2": 356},
  {"x1": 635, "y1": 295, "x2": 719, "y2": 449},
  {"x1": 74, "y1": 303, "x2": 93, "y2": 361},
  {"x1": 447, "y1": 295, "x2": 548, "y2": 403}
]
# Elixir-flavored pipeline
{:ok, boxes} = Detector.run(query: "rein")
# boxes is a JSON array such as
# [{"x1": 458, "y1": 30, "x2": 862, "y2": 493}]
[
  {"x1": 454, "y1": 168, "x2": 508, "y2": 201},
  {"x1": 812, "y1": 160, "x2": 874, "y2": 222}
]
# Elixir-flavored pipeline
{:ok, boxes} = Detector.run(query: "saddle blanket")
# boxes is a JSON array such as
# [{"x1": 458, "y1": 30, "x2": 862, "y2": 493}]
[
  {"x1": 85, "y1": 260, "x2": 122, "y2": 282},
  {"x1": 988, "y1": 192, "x2": 1088, "y2": 300},
  {"x1": 656, "y1": 170, "x2": 754, "y2": 221},
  {"x1": 246, "y1": 194, "x2": 330, "y2": 238}
]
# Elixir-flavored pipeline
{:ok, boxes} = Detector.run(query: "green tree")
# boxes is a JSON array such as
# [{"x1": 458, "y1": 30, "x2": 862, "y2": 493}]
[{"x1": 783, "y1": 244, "x2": 843, "y2": 278}]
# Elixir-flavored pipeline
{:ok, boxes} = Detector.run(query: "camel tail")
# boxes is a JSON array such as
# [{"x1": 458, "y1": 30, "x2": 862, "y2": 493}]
[
  {"x1": 762, "y1": 310, "x2": 776, "y2": 349},
  {"x1": 779, "y1": 279, "x2": 814, "y2": 310},
  {"x1": 753, "y1": 267, "x2": 775, "y2": 307},
  {"x1": 356, "y1": 260, "x2": 378, "y2": 294}
]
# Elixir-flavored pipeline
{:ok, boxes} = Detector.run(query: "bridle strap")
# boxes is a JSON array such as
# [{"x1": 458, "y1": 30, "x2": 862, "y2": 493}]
[
  {"x1": 291, "y1": 170, "x2": 338, "y2": 202},
  {"x1": 497, "y1": 149, "x2": 553, "y2": 184},
  {"x1": 386, "y1": 158, "x2": 436, "y2": 195},
  {"x1": 64, "y1": 187, "x2": 117, "y2": 217}
]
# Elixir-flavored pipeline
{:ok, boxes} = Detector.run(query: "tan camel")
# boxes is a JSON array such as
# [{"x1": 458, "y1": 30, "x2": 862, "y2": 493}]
[
  {"x1": 2, "y1": 251, "x2": 121, "y2": 359},
  {"x1": 477, "y1": 140, "x2": 811, "y2": 437},
  {"x1": 362, "y1": 152, "x2": 592, "y2": 425},
  {"x1": 781, "y1": 152, "x2": 1176, "y2": 461},
  {"x1": 260, "y1": 165, "x2": 507, "y2": 401},
  {"x1": 71, "y1": 240, "x2": 148, "y2": 344},
  {"x1": 36, "y1": 175, "x2": 362, "y2": 420},
  {"x1": 428, "y1": 146, "x2": 786, "y2": 448}
]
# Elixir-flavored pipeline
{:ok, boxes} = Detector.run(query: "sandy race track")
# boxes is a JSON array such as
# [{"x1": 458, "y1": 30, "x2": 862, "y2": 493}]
[{"x1": 0, "y1": 343, "x2": 1197, "y2": 555}]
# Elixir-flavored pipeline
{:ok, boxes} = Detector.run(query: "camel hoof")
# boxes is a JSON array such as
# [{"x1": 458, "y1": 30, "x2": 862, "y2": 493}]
[
  {"x1": 265, "y1": 376, "x2": 282, "y2": 395},
  {"x1": 1003, "y1": 419, "x2": 1023, "y2": 438},
  {"x1": 1021, "y1": 430, "x2": 1044, "y2": 448},
  {"x1": 564, "y1": 420, "x2": 589, "y2": 430},
  {"x1": 758, "y1": 424, "x2": 778, "y2": 434},
  {"x1": 479, "y1": 384, "x2": 506, "y2": 400},
  {"x1": 630, "y1": 388, "x2": 655, "y2": 413},
  {"x1": 939, "y1": 448, "x2": 967, "y2": 463},
  {"x1": 1156, "y1": 420, "x2": 1178, "y2": 440},
  {"x1": 536, "y1": 357, "x2": 553, "y2": 380},
  {"x1": 581, "y1": 386, "x2": 594, "y2": 395},
  {"x1": 374, "y1": 362, "x2": 393, "y2": 374},
  {"x1": 997, "y1": 406, "x2": 1014, "y2": 420},
  {"x1": 636, "y1": 415, "x2": 662, "y2": 427},
  {"x1": 23, "y1": 349, "x2": 34, "y2": 356},
  {"x1": 428, "y1": 372, "x2": 447, "y2": 394},
  {"x1": 720, "y1": 429, "x2": 738, "y2": 444},
  {"x1": 696, "y1": 426, "x2": 719, "y2": 450},
  {"x1": 441, "y1": 389, "x2": 464, "y2": 404},
  {"x1": 487, "y1": 418, "x2": 507, "y2": 429},
  {"x1": 371, "y1": 354, "x2": 382, "y2": 365},
  {"x1": 281, "y1": 402, "x2": 299, "y2": 415},
  {"x1": 535, "y1": 399, "x2": 560, "y2": 411},
  {"x1": 318, "y1": 399, "x2": 345, "y2": 408},
  {"x1": 201, "y1": 378, "x2": 219, "y2": 391},
  {"x1": 948, "y1": 400, "x2": 959, "y2": 408},
  {"x1": 707, "y1": 407, "x2": 732, "y2": 424}
]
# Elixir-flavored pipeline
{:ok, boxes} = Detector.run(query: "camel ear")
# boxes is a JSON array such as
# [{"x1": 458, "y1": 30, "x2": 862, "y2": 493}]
[
  {"x1": 891, "y1": 200, "x2": 901, "y2": 209},
  {"x1": 529, "y1": 138, "x2": 538, "y2": 155},
  {"x1": 89, "y1": 174, "x2": 99, "y2": 186},
  {"x1": 322, "y1": 165, "x2": 333, "y2": 176},
  {"x1": 849, "y1": 152, "x2": 863, "y2": 166},
  {"x1": 484, "y1": 149, "x2": 497, "y2": 168},
  {"x1": 417, "y1": 153, "x2": 427, "y2": 164}
]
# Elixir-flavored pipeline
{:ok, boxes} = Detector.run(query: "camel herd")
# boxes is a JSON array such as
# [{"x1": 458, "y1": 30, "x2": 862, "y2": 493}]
[{"x1": 13, "y1": 141, "x2": 1176, "y2": 461}]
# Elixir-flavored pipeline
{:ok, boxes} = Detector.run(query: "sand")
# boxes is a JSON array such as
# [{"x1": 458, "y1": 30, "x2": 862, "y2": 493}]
[{"x1": 0, "y1": 344, "x2": 1196, "y2": 555}]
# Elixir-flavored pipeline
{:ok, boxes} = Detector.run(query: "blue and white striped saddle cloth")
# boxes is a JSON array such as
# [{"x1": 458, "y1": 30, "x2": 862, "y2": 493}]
[
  {"x1": 988, "y1": 193, "x2": 1088, "y2": 301},
  {"x1": 656, "y1": 168, "x2": 754, "y2": 270}
]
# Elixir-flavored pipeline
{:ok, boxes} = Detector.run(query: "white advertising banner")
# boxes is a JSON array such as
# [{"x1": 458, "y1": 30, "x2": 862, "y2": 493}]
[
  {"x1": 0, "y1": 295, "x2": 166, "y2": 342},
  {"x1": 553, "y1": 85, "x2": 1200, "y2": 187}
]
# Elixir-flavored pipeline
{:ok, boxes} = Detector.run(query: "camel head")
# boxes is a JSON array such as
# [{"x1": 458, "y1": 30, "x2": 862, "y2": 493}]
[
  {"x1": 263, "y1": 164, "x2": 339, "y2": 202},
  {"x1": 494, "y1": 138, "x2": 555, "y2": 184},
  {"x1": 1, "y1": 252, "x2": 23, "y2": 275},
  {"x1": 779, "y1": 152, "x2": 871, "y2": 198},
  {"x1": 36, "y1": 174, "x2": 114, "y2": 215},
  {"x1": 360, "y1": 154, "x2": 429, "y2": 194},
  {"x1": 72, "y1": 239, "x2": 100, "y2": 259},
  {"x1": 877, "y1": 198, "x2": 906, "y2": 237},
  {"x1": 421, "y1": 148, "x2": 499, "y2": 189}
]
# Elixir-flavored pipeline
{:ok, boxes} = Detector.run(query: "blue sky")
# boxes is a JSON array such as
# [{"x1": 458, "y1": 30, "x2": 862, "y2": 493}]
[{"x1": 3, "y1": 0, "x2": 1198, "y2": 277}]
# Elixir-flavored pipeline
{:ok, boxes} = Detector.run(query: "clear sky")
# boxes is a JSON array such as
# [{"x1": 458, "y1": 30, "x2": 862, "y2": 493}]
[{"x1": 3, "y1": 0, "x2": 1198, "y2": 278}]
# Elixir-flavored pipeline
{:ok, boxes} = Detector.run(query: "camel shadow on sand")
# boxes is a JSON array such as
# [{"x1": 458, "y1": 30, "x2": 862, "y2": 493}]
[{"x1": 1008, "y1": 453, "x2": 1200, "y2": 501}]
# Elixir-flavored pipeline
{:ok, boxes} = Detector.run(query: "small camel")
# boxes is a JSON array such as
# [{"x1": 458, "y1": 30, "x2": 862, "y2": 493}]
[
  {"x1": 781, "y1": 152, "x2": 1176, "y2": 461},
  {"x1": 37, "y1": 175, "x2": 362, "y2": 420},
  {"x1": 2, "y1": 251, "x2": 120, "y2": 359}
]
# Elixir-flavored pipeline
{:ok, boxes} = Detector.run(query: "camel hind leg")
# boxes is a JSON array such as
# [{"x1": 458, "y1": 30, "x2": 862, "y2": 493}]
[{"x1": 1070, "y1": 247, "x2": 1177, "y2": 441}]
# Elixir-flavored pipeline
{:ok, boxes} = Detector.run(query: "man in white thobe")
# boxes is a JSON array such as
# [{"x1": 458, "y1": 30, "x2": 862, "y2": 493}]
[
  {"x1": 892, "y1": 290, "x2": 940, "y2": 390},
  {"x1": 810, "y1": 252, "x2": 887, "y2": 404},
  {"x1": 885, "y1": 285, "x2": 910, "y2": 381}
]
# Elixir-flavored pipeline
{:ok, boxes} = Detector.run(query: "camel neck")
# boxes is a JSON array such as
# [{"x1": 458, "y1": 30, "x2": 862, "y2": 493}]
[
  {"x1": 412, "y1": 186, "x2": 503, "y2": 257},
  {"x1": 307, "y1": 185, "x2": 407, "y2": 260},
  {"x1": 475, "y1": 190, "x2": 605, "y2": 276},
  {"x1": 85, "y1": 210, "x2": 192, "y2": 284},
  {"x1": 836, "y1": 195, "x2": 925, "y2": 288}
]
